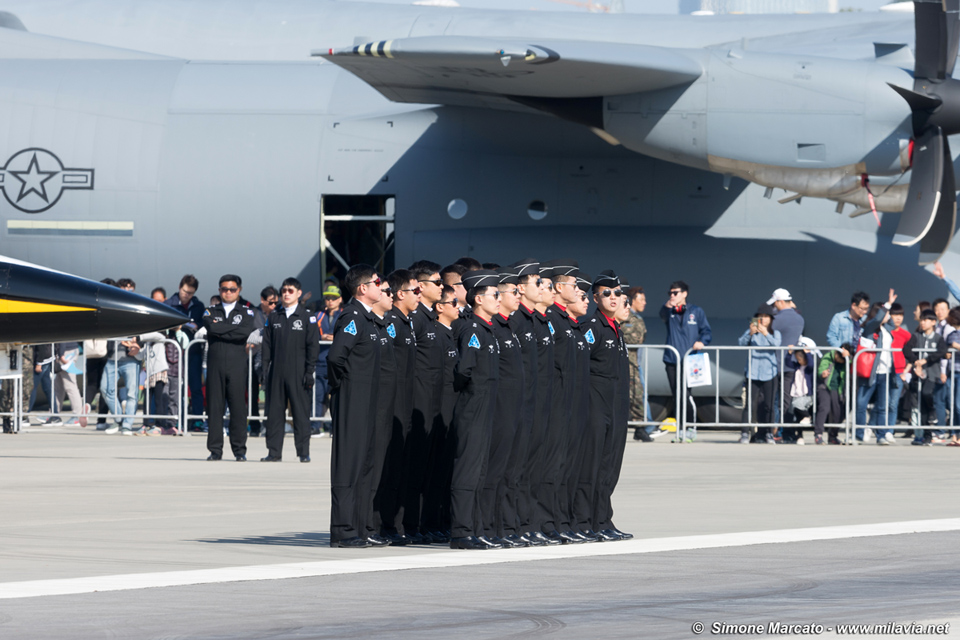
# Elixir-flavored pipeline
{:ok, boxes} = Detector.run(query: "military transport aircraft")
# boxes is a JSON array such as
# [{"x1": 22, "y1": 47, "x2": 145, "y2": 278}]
[{"x1": 0, "y1": 0, "x2": 957, "y2": 362}]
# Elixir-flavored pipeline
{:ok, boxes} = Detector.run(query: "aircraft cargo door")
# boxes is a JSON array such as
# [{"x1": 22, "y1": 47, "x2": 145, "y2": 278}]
[{"x1": 320, "y1": 195, "x2": 395, "y2": 285}]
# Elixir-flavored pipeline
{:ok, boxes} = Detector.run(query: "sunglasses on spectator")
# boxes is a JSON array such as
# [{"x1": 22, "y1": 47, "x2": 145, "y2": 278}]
[
  {"x1": 600, "y1": 288, "x2": 623, "y2": 298},
  {"x1": 264, "y1": 300, "x2": 278, "y2": 306},
  {"x1": 668, "y1": 289, "x2": 682, "y2": 296},
  {"x1": 419, "y1": 278, "x2": 443, "y2": 287},
  {"x1": 400, "y1": 287, "x2": 422, "y2": 295},
  {"x1": 219, "y1": 286, "x2": 238, "y2": 293}
]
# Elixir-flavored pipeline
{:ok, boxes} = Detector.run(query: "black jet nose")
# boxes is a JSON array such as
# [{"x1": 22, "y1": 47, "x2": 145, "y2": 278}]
[
  {"x1": 0, "y1": 257, "x2": 188, "y2": 344},
  {"x1": 94, "y1": 285, "x2": 189, "y2": 339}
]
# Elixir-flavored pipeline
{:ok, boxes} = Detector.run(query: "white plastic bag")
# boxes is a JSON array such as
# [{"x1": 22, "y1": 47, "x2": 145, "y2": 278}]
[{"x1": 685, "y1": 352, "x2": 712, "y2": 388}]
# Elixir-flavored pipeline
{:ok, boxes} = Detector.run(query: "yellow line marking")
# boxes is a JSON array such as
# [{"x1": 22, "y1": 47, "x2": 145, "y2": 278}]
[{"x1": 0, "y1": 300, "x2": 96, "y2": 314}]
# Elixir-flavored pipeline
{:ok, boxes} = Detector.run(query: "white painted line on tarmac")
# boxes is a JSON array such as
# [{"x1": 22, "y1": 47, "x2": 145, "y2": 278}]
[{"x1": 2, "y1": 518, "x2": 959, "y2": 600}]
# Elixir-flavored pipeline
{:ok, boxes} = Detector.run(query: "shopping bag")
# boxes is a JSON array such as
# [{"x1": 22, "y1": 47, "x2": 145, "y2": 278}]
[{"x1": 685, "y1": 352, "x2": 712, "y2": 388}]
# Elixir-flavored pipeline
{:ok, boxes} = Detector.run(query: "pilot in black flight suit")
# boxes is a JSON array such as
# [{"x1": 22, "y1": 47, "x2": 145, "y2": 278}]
[
  {"x1": 203, "y1": 274, "x2": 256, "y2": 461},
  {"x1": 449, "y1": 270, "x2": 502, "y2": 550},
  {"x1": 261, "y1": 277, "x2": 321, "y2": 463},
  {"x1": 582, "y1": 270, "x2": 633, "y2": 542},
  {"x1": 326, "y1": 265, "x2": 382, "y2": 548},
  {"x1": 504, "y1": 259, "x2": 545, "y2": 547}
]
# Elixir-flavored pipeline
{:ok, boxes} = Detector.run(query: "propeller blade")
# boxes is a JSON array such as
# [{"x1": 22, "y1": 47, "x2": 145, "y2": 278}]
[
  {"x1": 893, "y1": 126, "x2": 944, "y2": 247},
  {"x1": 914, "y1": 0, "x2": 960, "y2": 81},
  {"x1": 919, "y1": 137, "x2": 958, "y2": 264}
]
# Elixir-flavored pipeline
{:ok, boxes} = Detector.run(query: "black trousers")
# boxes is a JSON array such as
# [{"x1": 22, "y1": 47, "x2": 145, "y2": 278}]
[
  {"x1": 330, "y1": 379, "x2": 379, "y2": 542},
  {"x1": 523, "y1": 376, "x2": 553, "y2": 532},
  {"x1": 85, "y1": 357, "x2": 109, "y2": 424},
  {"x1": 249, "y1": 371, "x2": 264, "y2": 435},
  {"x1": 364, "y1": 373, "x2": 396, "y2": 537},
  {"x1": 264, "y1": 374, "x2": 311, "y2": 459},
  {"x1": 481, "y1": 397, "x2": 519, "y2": 538},
  {"x1": 206, "y1": 357, "x2": 249, "y2": 458},
  {"x1": 814, "y1": 385, "x2": 842, "y2": 438},
  {"x1": 741, "y1": 378, "x2": 776, "y2": 437},
  {"x1": 450, "y1": 388, "x2": 495, "y2": 539},
  {"x1": 532, "y1": 377, "x2": 575, "y2": 533},
  {"x1": 665, "y1": 362, "x2": 690, "y2": 427}
]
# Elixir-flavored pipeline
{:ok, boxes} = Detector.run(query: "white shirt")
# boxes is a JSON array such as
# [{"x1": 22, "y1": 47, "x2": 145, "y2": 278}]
[
  {"x1": 284, "y1": 303, "x2": 298, "y2": 318},
  {"x1": 222, "y1": 301, "x2": 236, "y2": 316},
  {"x1": 358, "y1": 300, "x2": 373, "y2": 313}
]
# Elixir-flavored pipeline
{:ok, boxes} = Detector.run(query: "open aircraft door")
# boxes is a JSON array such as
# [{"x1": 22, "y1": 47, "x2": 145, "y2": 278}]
[{"x1": 320, "y1": 195, "x2": 395, "y2": 284}]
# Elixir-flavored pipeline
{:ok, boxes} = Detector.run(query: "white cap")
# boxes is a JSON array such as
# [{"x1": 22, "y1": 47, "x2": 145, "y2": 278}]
[
  {"x1": 766, "y1": 288, "x2": 792, "y2": 305},
  {"x1": 797, "y1": 336, "x2": 821, "y2": 358}
]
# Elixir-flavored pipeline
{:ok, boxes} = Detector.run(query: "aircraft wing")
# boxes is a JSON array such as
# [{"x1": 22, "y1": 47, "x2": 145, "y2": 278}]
[{"x1": 315, "y1": 36, "x2": 703, "y2": 110}]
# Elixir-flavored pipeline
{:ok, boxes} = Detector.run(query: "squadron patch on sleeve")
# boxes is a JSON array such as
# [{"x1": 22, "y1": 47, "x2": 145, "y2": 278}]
[
  {"x1": 343, "y1": 320, "x2": 357, "y2": 335},
  {"x1": 468, "y1": 334, "x2": 481, "y2": 349},
  {"x1": 387, "y1": 323, "x2": 397, "y2": 338},
  {"x1": 203, "y1": 309, "x2": 211, "y2": 317},
  {"x1": 585, "y1": 328, "x2": 595, "y2": 344},
  {"x1": 309, "y1": 316, "x2": 317, "y2": 323}
]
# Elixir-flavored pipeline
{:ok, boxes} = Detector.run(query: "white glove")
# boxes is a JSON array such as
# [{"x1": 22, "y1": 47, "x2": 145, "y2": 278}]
[
  {"x1": 194, "y1": 327, "x2": 208, "y2": 340},
  {"x1": 246, "y1": 330, "x2": 262, "y2": 346}
]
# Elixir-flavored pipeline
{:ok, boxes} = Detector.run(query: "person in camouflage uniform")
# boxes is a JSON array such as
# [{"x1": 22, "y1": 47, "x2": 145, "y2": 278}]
[
  {"x1": 619, "y1": 287, "x2": 650, "y2": 441},
  {"x1": 2, "y1": 346, "x2": 33, "y2": 432}
]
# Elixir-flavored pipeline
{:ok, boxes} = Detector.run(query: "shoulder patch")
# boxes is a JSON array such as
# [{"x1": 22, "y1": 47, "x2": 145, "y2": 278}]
[
  {"x1": 548, "y1": 321, "x2": 555, "y2": 335},
  {"x1": 387, "y1": 323, "x2": 397, "y2": 338},
  {"x1": 343, "y1": 320, "x2": 357, "y2": 336},
  {"x1": 309, "y1": 316, "x2": 317, "y2": 323},
  {"x1": 247, "y1": 309, "x2": 254, "y2": 316},
  {"x1": 468, "y1": 334, "x2": 481, "y2": 349},
  {"x1": 203, "y1": 309, "x2": 211, "y2": 317},
  {"x1": 585, "y1": 328, "x2": 595, "y2": 344}
]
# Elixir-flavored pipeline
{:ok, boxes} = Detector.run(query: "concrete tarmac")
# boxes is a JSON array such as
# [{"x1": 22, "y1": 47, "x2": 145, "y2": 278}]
[{"x1": 2, "y1": 426, "x2": 960, "y2": 639}]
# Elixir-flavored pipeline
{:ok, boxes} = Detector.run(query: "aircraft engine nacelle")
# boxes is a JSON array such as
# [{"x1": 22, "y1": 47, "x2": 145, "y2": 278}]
[{"x1": 604, "y1": 50, "x2": 915, "y2": 199}]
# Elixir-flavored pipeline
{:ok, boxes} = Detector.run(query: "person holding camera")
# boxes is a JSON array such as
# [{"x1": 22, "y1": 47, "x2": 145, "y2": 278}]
[{"x1": 738, "y1": 304, "x2": 782, "y2": 444}]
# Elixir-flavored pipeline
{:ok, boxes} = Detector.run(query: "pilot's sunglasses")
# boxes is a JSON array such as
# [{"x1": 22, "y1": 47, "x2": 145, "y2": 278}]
[
  {"x1": 502, "y1": 288, "x2": 519, "y2": 296},
  {"x1": 419, "y1": 278, "x2": 443, "y2": 287},
  {"x1": 480, "y1": 291, "x2": 501, "y2": 300},
  {"x1": 438, "y1": 298, "x2": 458, "y2": 307},
  {"x1": 363, "y1": 278, "x2": 382, "y2": 287},
  {"x1": 543, "y1": 282, "x2": 554, "y2": 291},
  {"x1": 401, "y1": 287, "x2": 422, "y2": 295},
  {"x1": 219, "y1": 286, "x2": 238, "y2": 293},
  {"x1": 382, "y1": 287, "x2": 394, "y2": 296},
  {"x1": 600, "y1": 288, "x2": 623, "y2": 298},
  {"x1": 280, "y1": 288, "x2": 298, "y2": 294}
]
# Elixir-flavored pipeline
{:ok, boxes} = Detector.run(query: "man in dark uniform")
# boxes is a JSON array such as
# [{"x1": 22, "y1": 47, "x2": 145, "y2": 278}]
[
  {"x1": 450, "y1": 270, "x2": 502, "y2": 550},
  {"x1": 203, "y1": 274, "x2": 256, "y2": 461},
  {"x1": 504, "y1": 259, "x2": 549, "y2": 546},
  {"x1": 261, "y1": 277, "x2": 321, "y2": 463},
  {"x1": 523, "y1": 261, "x2": 560, "y2": 546},
  {"x1": 482, "y1": 268, "x2": 526, "y2": 547},
  {"x1": 582, "y1": 270, "x2": 633, "y2": 541},
  {"x1": 361, "y1": 279, "x2": 397, "y2": 547},
  {"x1": 404, "y1": 260, "x2": 446, "y2": 543},
  {"x1": 540, "y1": 260, "x2": 584, "y2": 545},
  {"x1": 326, "y1": 264, "x2": 383, "y2": 548},
  {"x1": 567, "y1": 274, "x2": 599, "y2": 542},
  {"x1": 378, "y1": 269, "x2": 420, "y2": 544}
]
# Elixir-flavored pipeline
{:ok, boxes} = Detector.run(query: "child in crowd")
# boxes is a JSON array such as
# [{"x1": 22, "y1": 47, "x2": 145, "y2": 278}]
[
  {"x1": 814, "y1": 345, "x2": 850, "y2": 445},
  {"x1": 904, "y1": 309, "x2": 948, "y2": 446}
]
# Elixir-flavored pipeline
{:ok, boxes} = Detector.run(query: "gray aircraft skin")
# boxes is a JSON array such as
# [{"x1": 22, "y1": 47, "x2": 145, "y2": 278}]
[{"x1": 1, "y1": 0, "x2": 959, "y2": 399}]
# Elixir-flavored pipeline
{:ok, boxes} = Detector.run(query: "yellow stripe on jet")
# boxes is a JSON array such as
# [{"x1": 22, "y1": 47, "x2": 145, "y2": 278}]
[{"x1": 0, "y1": 300, "x2": 96, "y2": 314}]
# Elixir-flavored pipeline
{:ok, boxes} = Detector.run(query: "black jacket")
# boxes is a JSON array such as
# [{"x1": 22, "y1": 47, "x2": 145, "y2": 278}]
[
  {"x1": 203, "y1": 301, "x2": 257, "y2": 365},
  {"x1": 326, "y1": 298, "x2": 380, "y2": 391},
  {"x1": 263, "y1": 303, "x2": 321, "y2": 384}
]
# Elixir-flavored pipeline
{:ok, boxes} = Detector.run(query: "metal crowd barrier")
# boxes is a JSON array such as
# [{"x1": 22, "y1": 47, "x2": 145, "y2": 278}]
[
  {"x1": 849, "y1": 347, "x2": 956, "y2": 447},
  {"x1": 625, "y1": 344, "x2": 681, "y2": 438},
  {"x1": 679, "y1": 344, "x2": 849, "y2": 443},
  {"x1": 5, "y1": 339, "x2": 184, "y2": 432},
  {"x1": 182, "y1": 338, "x2": 334, "y2": 437}
]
